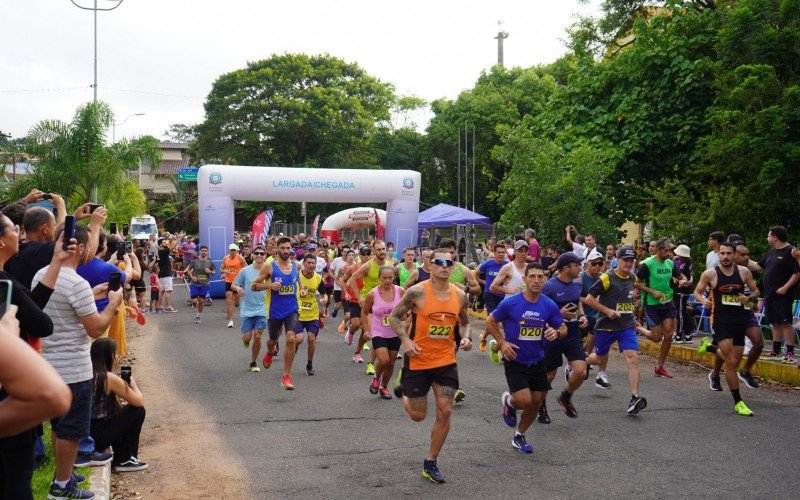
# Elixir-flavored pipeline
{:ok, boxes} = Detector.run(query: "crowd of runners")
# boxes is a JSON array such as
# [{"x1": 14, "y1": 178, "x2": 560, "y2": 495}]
[{"x1": 171, "y1": 225, "x2": 800, "y2": 484}]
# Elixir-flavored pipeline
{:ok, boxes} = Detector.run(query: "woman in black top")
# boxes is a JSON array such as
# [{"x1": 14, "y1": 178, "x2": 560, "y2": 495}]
[{"x1": 0, "y1": 214, "x2": 76, "y2": 499}]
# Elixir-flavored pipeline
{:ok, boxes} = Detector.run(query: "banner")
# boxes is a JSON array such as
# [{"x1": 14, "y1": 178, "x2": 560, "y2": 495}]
[
  {"x1": 251, "y1": 210, "x2": 274, "y2": 244},
  {"x1": 311, "y1": 214, "x2": 320, "y2": 240},
  {"x1": 374, "y1": 208, "x2": 385, "y2": 241}
]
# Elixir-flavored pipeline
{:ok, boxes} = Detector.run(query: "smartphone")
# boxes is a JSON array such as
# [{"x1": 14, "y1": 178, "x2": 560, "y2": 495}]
[
  {"x1": 0, "y1": 280, "x2": 12, "y2": 318},
  {"x1": 108, "y1": 272, "x2": 121, "y2": 292},
  {"x1": 88, "y1": 204, "x2": 103, "y2": 214},
  {"x1": 62, "y1": 215, "x2": 75, "y2": 251},
  {"x1": 110, "y1": 222, "x2": 118, "y2": 234},
  {"x1": 42, "y1": 193, "x2": 52, "y2": 200},
  {"x1": 116, "y1": 241, "x2": 126, "y2": 260},
  {"x1": 125, "y1": 241, "x2": 133, "y2": 254},
  {"x1": 120, "y1": 366, "x2": 132, "y2": 384}
]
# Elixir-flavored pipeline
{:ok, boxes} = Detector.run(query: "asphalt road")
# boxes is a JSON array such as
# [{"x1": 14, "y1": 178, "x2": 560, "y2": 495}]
[{"x1": 149, "y1": 286, "x2": 800, "y2": 499}]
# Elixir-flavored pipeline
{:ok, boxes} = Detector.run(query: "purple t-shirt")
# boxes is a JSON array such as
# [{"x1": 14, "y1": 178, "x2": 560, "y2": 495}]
[
  {"x1": 181, "y1": 241, "x2": 197, "y2": 263},
  {"x1": 527, "y1": 239, "x2": 541, "y2": 263}
]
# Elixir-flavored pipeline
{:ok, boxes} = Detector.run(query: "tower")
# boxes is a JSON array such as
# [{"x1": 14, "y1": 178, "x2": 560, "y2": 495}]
[{"x1": 494, "y1": 21, "x2": 509, "y2": 67}]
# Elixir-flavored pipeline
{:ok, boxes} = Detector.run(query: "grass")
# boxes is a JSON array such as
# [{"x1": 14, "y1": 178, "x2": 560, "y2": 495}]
[{"x1": 32, "y1": 423, "x2": 92, "y2": 498}]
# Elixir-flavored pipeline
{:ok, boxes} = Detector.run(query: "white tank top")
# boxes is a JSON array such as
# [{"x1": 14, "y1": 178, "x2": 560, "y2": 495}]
[{"x1": 505, "y1": 262, "x2": 525, "y2": 298}]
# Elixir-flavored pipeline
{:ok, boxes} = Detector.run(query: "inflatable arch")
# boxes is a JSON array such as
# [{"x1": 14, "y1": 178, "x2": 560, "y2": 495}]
[
  {"x1": 197, "y1": 165, "x2": 420, "y2": 297},
  {"x1": 320, "y1": 207, "x2": 387, "y2": 244}
]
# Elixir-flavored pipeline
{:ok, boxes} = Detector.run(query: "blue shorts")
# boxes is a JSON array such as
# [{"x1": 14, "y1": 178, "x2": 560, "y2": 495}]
[
  {"x1": 240, "y1": 315, "x2": 267, "y2": 333},
  {"x1": 299, "y1": 320, "x2": 320, "y2": 335},
  {"x1": 594, "y1": 327, "x2": 639, "y2": 356},
  {"x1": 51, "y1": 379, "x2": 92, "y2": 441},
  {"x1": 190, "y1": 285, "x2": 210, "y2": 299}
]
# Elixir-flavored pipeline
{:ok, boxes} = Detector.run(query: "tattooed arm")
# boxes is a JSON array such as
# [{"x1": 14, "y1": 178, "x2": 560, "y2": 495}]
[{"x1": 389, "y1": 285, "x2": 425, "y2": 356}]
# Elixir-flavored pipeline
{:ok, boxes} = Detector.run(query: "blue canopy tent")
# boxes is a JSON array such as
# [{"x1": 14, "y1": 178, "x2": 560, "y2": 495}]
[{"x1": 417, "y1": 203, "x2": 492, "y2": 262}]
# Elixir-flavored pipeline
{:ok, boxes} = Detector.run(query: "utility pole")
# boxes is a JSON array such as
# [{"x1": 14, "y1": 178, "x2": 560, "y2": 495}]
[
  {"x1": 464, "y1": 122, "x2": 469, "y2": 210},
  {"x1": 495, "y1": 21, "x2": 509, "y2": 67}
]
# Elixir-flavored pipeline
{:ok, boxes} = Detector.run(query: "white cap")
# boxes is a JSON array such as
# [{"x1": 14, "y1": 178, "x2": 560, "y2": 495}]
[{"x1": 585, "y1": 248, "x2": 604, "y2": 262}]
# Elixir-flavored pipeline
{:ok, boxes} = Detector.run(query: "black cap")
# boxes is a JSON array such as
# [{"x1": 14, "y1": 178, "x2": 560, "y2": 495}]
[
  {"x1": 616, "y1": 246, "x2": 636, "y2": 259},
  {"x1": 555, "y1": 252, "x2": 582, "y2": 269}
]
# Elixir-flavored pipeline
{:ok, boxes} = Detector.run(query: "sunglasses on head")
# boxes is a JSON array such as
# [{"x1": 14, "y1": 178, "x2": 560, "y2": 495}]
[{"x1": 432, "y1": 258, "x2": 455, "y2": 267}]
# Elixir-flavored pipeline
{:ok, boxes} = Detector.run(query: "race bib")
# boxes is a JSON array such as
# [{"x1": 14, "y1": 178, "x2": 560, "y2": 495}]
[
  {"x1": 721, "y1": 294, "x2": 741, "y2": 307},
  {"x1": 278, "y1": 285, "x2": 295, "y2": 295},
  {"x1": 519, "y1": 326, "x2": 543, "y2": 341},
  {"x1": 196, "y1": 274, "x2": 207, "y2": 281},
  {"x1": 381, "y1": 316, "x2": 391, "y2": 327},
  {"x1": 427, "y1": 325, "x2": 452, "y2": 338},
  {"x1": 616, "y1": 302, "x2": 635, "y2": 314},
  {"x1": 300, "y1": 300, "x2": 314, "y2": 310}
]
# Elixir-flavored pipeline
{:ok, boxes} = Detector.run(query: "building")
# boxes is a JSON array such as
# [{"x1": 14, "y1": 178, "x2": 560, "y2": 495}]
[{"x1": 139, "y1": 141, "x2": 189, "y2": 200}]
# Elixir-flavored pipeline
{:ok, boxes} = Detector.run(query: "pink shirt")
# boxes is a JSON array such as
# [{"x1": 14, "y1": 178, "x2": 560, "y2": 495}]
[
  {"x1": 527, "y1": 239, "x2": 541, "y2": 262},
  {"x1": 370, "y1": 285, "x2": 401, "y2": 339}
]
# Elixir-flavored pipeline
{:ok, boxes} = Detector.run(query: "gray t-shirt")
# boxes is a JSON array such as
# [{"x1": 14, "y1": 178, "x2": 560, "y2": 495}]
[
  {"x1": 187, "y1": 258, "x2": 215, "y2": 286},
  {"x1": 35, "y1": 266, "x2": 97, "y2": 384}
]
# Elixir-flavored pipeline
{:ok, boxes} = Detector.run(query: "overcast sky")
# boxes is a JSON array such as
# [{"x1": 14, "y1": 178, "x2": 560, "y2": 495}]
[{"x1": 3, "y1": 0, "x2": 600, "y2": 141}]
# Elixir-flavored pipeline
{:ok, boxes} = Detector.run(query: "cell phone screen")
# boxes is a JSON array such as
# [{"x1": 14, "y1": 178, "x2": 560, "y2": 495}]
[
  {"x1": 89, "y1": 204, "x2": 102, "y2": 214},
  {"x1": 110, "y1": 222, "x2": 118, "y2": 234},
  {"x1": 108, "y1": 272, "x2": 121, "y2": 292},
  {"x1": 120, "y1": 366, "x2": 132, "y2": 384},
  {"x1": 0, "y1": 280, "x2": 11, "y2": 318},
  {"x1": 125, "y1": 241, "x2": 133, "y2": 254},
  {"x1": 116, "y1": 241, "x2": 126, "y2": 260},
  {"x1": 122, "y1": 224, "x2": 129, "y2": 236},
  {"x1": 62, "y1": 215, "x2": 75, "y2": 251}
]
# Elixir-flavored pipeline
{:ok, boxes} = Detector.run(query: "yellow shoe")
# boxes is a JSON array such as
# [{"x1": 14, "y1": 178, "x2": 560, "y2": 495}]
[{"x1": 734, "y1": 400, "x2": 754, "y2": 416}]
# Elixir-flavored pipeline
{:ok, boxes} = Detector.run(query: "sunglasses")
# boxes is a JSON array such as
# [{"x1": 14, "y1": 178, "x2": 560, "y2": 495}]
[
  {"x1": 589, "y1": 260, "x2": 604, "y2": 266},
  {"x1": 432, "y1": 258, "x2": 455, "y2": 267},
  {"x1": 253, "y1": 252, "x2": 266, "y2": 256}
]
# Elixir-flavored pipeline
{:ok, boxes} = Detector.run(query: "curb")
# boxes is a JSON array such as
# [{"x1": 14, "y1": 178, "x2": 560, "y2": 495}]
[
  {"x1": 467, "y1": 310, "x2": 800, "y2": 386},
  {"x1": 89, "y1": 462, "x2": 111, "y2": 500}
]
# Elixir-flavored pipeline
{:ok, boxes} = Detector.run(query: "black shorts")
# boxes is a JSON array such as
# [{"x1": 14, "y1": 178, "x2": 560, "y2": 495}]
[
  {"x1": 372, "y1": 336, "x2": 401, "y2": 351},
  {"x1": 268, "y1": 313, "x2": 300, "y2": 340},
  {"x1": 712, "y1": 324, "x2": 746, "y2": 346},
  {"x1": 333, "y1": 290, "x2": 342, "y2": 303},
  {"x1": 580, "y1": 317, "x2": 597, "y2": 339},
  {"x1": 346, "y1": 301, "x2": 362, "y2": 318},
  {"x1": 323, "y1": 284, "x2": 334, "y2": 296},
  {"x1": 504, "y1": 359, "x2": 551, "y2": 394},
  {"x1": 225, "y1": 282, "x2": 233, "y2": 293},
  {"x1": 51, "y1": 379, "x2": 92, "y2": 441},
  {"x1": 765, "y1": 294, "x2": 794, "y2": 325},
  {"x1": 485, "y1": 294, "x2": 503, "y2": 315},
  {"x1": 150, "y1": 290, "x2": 159, "y2": 301},
  {"x1": 401, "y1": 363, "x2": 459, "y2": 398},
  {"x1": 544, "y1": 336, "x2": 587, "y2": 372},
  {"x1": 644, "y1": 303, "x2": 677, "y2": 325}
]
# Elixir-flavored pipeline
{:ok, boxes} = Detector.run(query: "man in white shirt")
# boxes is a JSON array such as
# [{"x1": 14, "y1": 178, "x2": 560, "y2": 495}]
[{"x1": 565, "y1": 225, "x2": 587, "y2": 260}]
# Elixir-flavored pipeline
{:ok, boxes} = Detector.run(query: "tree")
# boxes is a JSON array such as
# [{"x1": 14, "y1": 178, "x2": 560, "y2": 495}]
[
  {"x1": 164, "y1": 123, "x2": 196, "y2": 143},
  {"x1": 8, "y1": 101, "x2": 161, "y2": 224}
]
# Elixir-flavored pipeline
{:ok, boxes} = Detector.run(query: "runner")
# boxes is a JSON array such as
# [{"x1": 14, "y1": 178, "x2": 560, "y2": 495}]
[
  {"x1": 251, "y1": 236, "x2": 300, "y2": 390},
  {"x1": 294, "y1": 253, "x2": 327, "y2": 376},
  {"x1": 580, "y1": 248, "x2": 609, "y2": 386},
  {"x1": 477, "y1": 243, "x2": 508, "y2": 351},
  {"x1": 222, "y1": 243, "x2": 247, "y2": 328},
  {"x1": 362, "y1": 265, "x2": 405, "y2": 399},
  {"x1": 694, "y1": 242, "x2": 759, "y2": 416},
  {"x1": 388, "y1": 248, "x2": 472, "y2": 483},
  {"x1": 330, "y1": 245, "x2": 350, "y2": 318},
  {"x1": 490, "y1": 240, "x2": 528, "y2": 299},
  {"x1": 541, "y1": 252, "x2": 588, "y2": 422},
  {"x1": 395, "y1": 247, "x2": 419, "y2": 287},
  {"x1": 403, "y1": 249, "x2": 433, "y2": 288},
  {"x1": 584, "y1": 246, "x2": 648, "y2": 415},
  {"x1": 636, "y1": 237, "x2": 683, "y2": 378},
  {"x1": 342, "y1": 245, "x2": 373, "y2": 366},
  {"x1": 335, "y1": 249, "x2": 357, "y2": 336},
  {"x1": 486, "y1": 262, "x2": 565, "y2": 454},
  {"x1": 231, "y1": 245, "x2": 268, "y2": 372},
  {"x1": 185, "y1": 245, "x2": 215, "y2": 324},
  {"x1": 349, "y1": 242, "x2": 391, "y2": 374}
]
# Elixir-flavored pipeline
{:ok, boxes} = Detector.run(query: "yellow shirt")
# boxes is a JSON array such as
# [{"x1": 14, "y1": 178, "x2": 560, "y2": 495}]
[{"x1": 297, "y1": 271, "x2": 322, "y2": 322}]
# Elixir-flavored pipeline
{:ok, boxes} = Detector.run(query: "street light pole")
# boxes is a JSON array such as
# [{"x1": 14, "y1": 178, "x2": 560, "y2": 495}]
[
  {"x1": 112, "y1": 112, "x2": 144, "y2": 143},
  {"x1": 69, "y1": 0, "x2": 125, "y2": 101}
]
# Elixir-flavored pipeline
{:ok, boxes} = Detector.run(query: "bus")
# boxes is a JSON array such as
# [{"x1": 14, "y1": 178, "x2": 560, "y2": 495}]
[{"x1": 130, "y1": 215, "x2": 158, "y2": 241}]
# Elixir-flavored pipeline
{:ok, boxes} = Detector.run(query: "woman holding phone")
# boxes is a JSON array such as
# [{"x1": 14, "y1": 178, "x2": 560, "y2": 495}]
[
  {"x1": 89, "y1": 338, "x2": 148, "y2": 472},
  {"x1": 0, "y1": 213, "x2": 78, "y2": 499}
]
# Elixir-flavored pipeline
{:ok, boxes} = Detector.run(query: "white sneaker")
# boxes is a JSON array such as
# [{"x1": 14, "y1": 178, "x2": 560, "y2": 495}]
[{"x1": 227, "y1": 320, "x2": 234, "y2": 328}]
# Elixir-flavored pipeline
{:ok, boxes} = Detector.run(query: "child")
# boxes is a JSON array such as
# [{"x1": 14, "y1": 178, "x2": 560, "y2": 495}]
[{"x1": 149, "y1": 264, "x2": 162, "y2": 312}]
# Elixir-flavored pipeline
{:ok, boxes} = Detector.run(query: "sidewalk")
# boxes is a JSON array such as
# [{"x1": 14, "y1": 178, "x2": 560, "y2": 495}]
[{"x1": 467, "y1": 309, "x2": 800, "y2": 386}]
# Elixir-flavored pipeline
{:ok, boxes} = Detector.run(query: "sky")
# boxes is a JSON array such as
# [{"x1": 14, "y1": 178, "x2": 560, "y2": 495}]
[{"x1": 2, "y1": 0, "x2": 600, "y2": 141}]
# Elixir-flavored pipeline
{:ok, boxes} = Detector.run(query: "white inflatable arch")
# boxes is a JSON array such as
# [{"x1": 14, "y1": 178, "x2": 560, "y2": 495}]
[
  {"x1": 320, "y1": 207, "x2": 387, "y2": 244},
  {"x1": 197, "y1": 165, "x2": 420, "y2": 296}
]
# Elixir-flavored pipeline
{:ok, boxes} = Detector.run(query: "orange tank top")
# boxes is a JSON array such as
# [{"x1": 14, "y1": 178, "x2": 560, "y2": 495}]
[
  {"x1": 409, "y1": 280, "x2": 460, "y2": 370},
  {"x1": 223, "y1": 255, "x2": 244, "y2": 283}
]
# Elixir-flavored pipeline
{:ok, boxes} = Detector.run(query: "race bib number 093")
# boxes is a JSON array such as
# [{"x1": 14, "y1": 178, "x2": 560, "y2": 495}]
[{"x1": 278, "y1": 285, "x2": 295, "y2": 295}]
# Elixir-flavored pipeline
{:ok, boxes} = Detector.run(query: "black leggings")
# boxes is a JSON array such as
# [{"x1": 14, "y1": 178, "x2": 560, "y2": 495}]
[
  {"x1": 0, "y1": 441, "x2": 34, "y2": 500},
  {"x1": 90, "y1": 405, "x2": 146, "y2": 465}
]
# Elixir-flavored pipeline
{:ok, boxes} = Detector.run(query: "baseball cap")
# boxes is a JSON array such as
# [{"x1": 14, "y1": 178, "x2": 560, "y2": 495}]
[
  {"x1": 360, "y1": 245, "x2": 372, "y2": 255},
  {"x1": 674, "y1": 244, "x2": 691, "y2": 258},
  {"x1": 555, "y1": 252, "x2": 582, "y2": 269},
  {"x1": 585, "y1": 248, "x2": 604, "y2": 262},
  {"x1": 307, "y1": 244, "x2": 318, "y2": 251},
  {"x1": 228, "y1": 243, "x2": 239, "y2": 251},
  {"x1": 616, "y1": 246, "x2": 636, "y2": 259},
  {"x1": 513, "y1": 240, "x2": 529, "y2": 251}
]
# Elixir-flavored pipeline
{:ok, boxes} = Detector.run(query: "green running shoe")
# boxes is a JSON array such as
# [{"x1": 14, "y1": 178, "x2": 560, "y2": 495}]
[
  {"x1": 362, "y1": 343, "x2": 370, "y2": 351},
  {"x1": 488, "y1": 340, "x2": 502, "y2": 365},
  {"x1": 734, "y1": 400, "x2": 754, "y2": 416},
  {"x1": 365, "y1": 362, "x2": 376, "y2": 375},
  {"x1": 697, "y1": 337, "x2": 712, "y2": 355}
]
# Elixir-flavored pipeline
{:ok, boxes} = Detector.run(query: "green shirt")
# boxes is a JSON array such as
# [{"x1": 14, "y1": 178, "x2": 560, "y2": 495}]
[{"x1": 637, "y1": 257, "x2": 677, "y2": 306}]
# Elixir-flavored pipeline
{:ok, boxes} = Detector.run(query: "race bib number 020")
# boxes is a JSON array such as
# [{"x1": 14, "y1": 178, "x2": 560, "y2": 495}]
[
  {"x1": 427, "y1": 325, "x2": 452, "y2": 338},
  {"x1": 519, "y1": 326, "x2": 543, "y2": 341},
  {"x1": 616, "y1": 302, "x2": 635, "y2": 314}
]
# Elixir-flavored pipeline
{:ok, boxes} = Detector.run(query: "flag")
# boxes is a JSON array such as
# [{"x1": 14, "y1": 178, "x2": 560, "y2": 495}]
[
  {"x1": 262, "y1": 210, "x2": 274, "y2": 243},
  {"x1": 374, "y1": 208, "x2": 384, "y2": 240},
  {"x1": 251, "y1": 210, "x2": 274, "y2": 244},
  {"x1": 311, "y1": 214, "x2": 320, "y2": 240}
]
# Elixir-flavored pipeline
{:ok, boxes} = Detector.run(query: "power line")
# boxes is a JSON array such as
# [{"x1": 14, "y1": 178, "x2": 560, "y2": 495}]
[
  {"x1": 0, "y1": 86, "x2": 90, "y2": 94},
  {"x1": 102, "y1": 87, "x2": 204, "y2": 99}
]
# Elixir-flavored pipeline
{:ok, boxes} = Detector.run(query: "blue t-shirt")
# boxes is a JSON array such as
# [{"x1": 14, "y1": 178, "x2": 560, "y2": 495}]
[
  {"x1": 478, "y1": 259, "x2": 506, "y2": 297},
  {"x1": 542, "y1": 275, "x2": 583, "y2": 339},
  {"x1": 580, "y1": 271, "x2": 601, "y2": 322},
  {"x1": 490, "y1": 293, "x2": 563, "y2": 365},
  {"x1": 77, "y1": 258, "x2": 127, "y2": 312},
  {"x1": 232, "y1": 265, "x2": 267, "y2": 318}
]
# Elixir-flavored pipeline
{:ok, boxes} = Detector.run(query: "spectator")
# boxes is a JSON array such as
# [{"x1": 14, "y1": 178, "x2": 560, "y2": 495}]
[
  {"x1": 130, "y1": 248, "x2": 148, "y2": 312},
  {"x1": 606, "y1": 244, "x2": 618, "y2": 270},
  {"x1": 35, "y1": 224, "x2": 124, "y2": 500},
  {"x1": 672, "y1": 244, "x2": 695, "y2": 343},
  {"x1": 565, "y1": 226, "x2": 587, "y2": 259},
  {"x1": 524, "y1": 228, "x2": 541, "y2": 263},
  {"x1": 155, "y1": 238, "x2": 176, "y2": 312},
  {"x1": 89, "y1": 338, "x2": 148, "y2": 472},
  {"x1": 149, "y1": 265, "x2": 161, "y2": 312},
  {"x1": 706, "y1": 231, "x2": 724, "y2": 270}
]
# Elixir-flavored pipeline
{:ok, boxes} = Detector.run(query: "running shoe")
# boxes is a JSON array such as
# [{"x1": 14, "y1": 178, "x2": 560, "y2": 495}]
[
  {"x1": 332, "y1": 308, "x2": 339, "y2": 318},
  {"x1": 627, "y1": 395, "x2": 647, "y2": 415},
  {"x1": 366, "y1": 362, "x2": 375, "y2": 375},
  {"x1": 479, "y1": 335, "x2": 487, "y2": 352},
  {"x1": 248, "y1": 362, "x2": 260, "y2": 373},
  {"x1": 537, "y1": 401, "x2": 551, "y2": 424},
  {"x1": 683, "y1": 334, "x2": 694, "y2": 344},
  {"x1": 370, "y1": 377, "x2": 380, "y2": 395},
  {"x1": 393, "y1": 369, "x2": 404, "y2": 398},
  {"x1": 262, "y1": 352, "x2": 272, "y2": 369},
  {"x1": 595, "y1": 374, "x2": 612, "y2": 389},
  {"x1": 397, "y1": 352, "x2": 403, "y2": 359},
  {"x1": 556, "y1": 392, "x2": 578, "y2": 418},
  {"x1": 761, "y1": 350, "x2": 780, "y2": 359},
  {"x1": 654, "y1": 366, "x2": 673, "y2": 378},
  {"x1": 114, "y1": 457, "x2": 149, "y2": 472},
  {"x1": 227, "y1": 320, "x2": 234, "y2": 328},
  {"x1": 319, "y1": 319, "x2": 325, "y2": 330},
  {"x1": 501, "y1": 391, "x2": 517, "y2": 427},
  {"x1": 47, "y1": 476, "x2": 94, "y2": 499},
  {"x1": 353, "y1": 353, "x2": 364, "y2": 363},
  {"x1": 345, "y1": 331, "x2": 353, "y2": 345},
  {"x1": 454, "y1": 389, "x2": 465, "y2": 403},
  {"x1": 74, "y1": 451, "x2": 112, "y2": 467},
  {"x1": 281, "y1": 375, "x2": 294, "y2": 390},
  {"x1": 196, "y1": 313, "x2": 201, "y2": 325},
  {"x1": 71, "y1": 472, "x2": 85, "y2": 483},
  {"x1": 306, "y1": 364, "x2": 315, "y2": 376},
  {"x1": 782, "y1": 352, "x2": 795, "y2": 364},
  {"x1": 164, "y1": 306, "x2": 177, "y2": 313},
  {"x1": 362, "y1": 343, "x2": 370, "y2": 351},
  {"x1": 565, "y1": 365, "x2": 573, "y2": 384},
  {"x1": 734, "y1": 400, "x2": 754, "y2": 416},
  {"x1": 738, "y1": 370, "x2": 759, "y2": 389},
  {"x1": 672, "y1": 334, "x2": 684, "y2": 344},
  {"x1": 338, "y1": 321, "x2": 346, "y2": 334},
  {"x1": 697, "y1": 337, "x2": 713, "y2": 355},
  {"x1": 511, "y1": 433, "x2": 533, "y2": 454},
  {"x1": 488, "y1": 340, "x2": 502, "y2": 365},
  {"x1": 708, "y1": 371, "x2": 722, "y2": 391},
  {"x1": 422, "y1": 459, "x2": 445, "y2": 484},
  {"x1": 379, "y1": 386, "x2": 392, "y2": 399}
]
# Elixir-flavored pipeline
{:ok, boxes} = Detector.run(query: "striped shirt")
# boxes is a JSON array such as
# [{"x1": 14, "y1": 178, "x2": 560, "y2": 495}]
[{"x1": 34, "y1": 266, "x2": 97, "y2": 384}]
